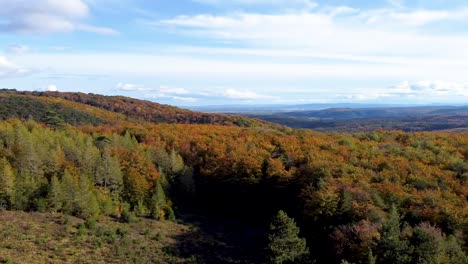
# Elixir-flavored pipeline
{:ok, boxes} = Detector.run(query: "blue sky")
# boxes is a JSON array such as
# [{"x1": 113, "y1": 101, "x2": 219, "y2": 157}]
[{"x1": 1, "y1": 0, "x2": 468, "y2": 106}]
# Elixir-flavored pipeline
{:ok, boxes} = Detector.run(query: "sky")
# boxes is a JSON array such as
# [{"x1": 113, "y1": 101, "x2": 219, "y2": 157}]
[{"x1": 0, "y1": 0, "x2": 468, "y2": 106}]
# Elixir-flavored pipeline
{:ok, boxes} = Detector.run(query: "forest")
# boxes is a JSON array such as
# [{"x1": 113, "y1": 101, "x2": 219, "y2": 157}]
[{"x1": 0, "y1": 90, "x2": 467, "y2": 264}]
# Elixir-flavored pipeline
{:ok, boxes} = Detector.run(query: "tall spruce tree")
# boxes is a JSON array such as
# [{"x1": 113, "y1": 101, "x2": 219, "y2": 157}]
[
  {"x1": 267, "y1": 210, "x2": 309, "y2": 264},
  {"x1": 377, "y1": 205, "x2": 412, "y2": 264}
]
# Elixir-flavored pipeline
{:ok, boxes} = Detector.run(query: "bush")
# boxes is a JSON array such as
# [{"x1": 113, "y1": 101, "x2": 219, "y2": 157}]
[
  {"x1": 164, "y1": 206, "x2": 176, "y2": 221},
  {"x1": 85, "y1": 218, "x2": 98, "y2": 229},
  {"x1": 120, "y1": 209, "x2": 137, "y2": 223}
]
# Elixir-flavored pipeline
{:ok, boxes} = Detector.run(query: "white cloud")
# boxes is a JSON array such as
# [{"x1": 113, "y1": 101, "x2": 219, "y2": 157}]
[
  {"x1": 334, "y1": 81, "x2": 468, "y2": 102},
  {"x1": 158, "y1": 8, "x2": 468, "y2": 57},
  {"x1": 223, "y1": 89, "x2": 275, "y2": 100},
  {"x1": 144, "y1": 92, "x2": 198, "y2": 103},
  {"x1": 0, "y1": 56, "x2": 32, "y2": 78},
  {"x1": 389, "y1": 80, "x2": 468, "y2": 97},
  {"x1": 0, "y1": 0, "x2": 117, "y2": 34},
  {"x1": 359, "y1": 9, "x2": 468, "y2": 27},
  {"x1": 116, "y1": 83, "x2": 190, "y2": 94},
  {"x1": 172, "y1": 96, "x2": 198, "y2": 103},
  {"x1": 47, "y1": 84, "x2": 58, "y2": 92},
  {"x1": 116, "y1": 82, "x2": 147, "y2": 91},
  {"x1": 192, "y1": 0, "x2": 317, "y2": 8},
  {"x1": 76, "y1": 24, "x2": 119, "y2": 35},
  {"x1": 159, "y1": 85, "x2": 190, "y2": 95},
  {"x1": 0, "y1": 56, "x2": 15, "y2": 68},
  {"x1": 12, "y1": 52, "x2": 468, "y2": 83}
]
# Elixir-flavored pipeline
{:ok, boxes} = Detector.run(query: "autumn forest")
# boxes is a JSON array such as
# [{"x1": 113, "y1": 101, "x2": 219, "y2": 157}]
[{"x1": 0, "y1": 90, "x2": 466, "y2": 264}]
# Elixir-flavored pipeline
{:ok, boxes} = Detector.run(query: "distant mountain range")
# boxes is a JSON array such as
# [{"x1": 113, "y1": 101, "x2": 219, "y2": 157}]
[
  {"x1": 189, "y1": 103, "x2": 465, "y2": 114},
  {"x1": 191, "y1": 104, "x2": 468, "y2": 132},
  {"x1": 276, "y1": 106, "x2": 468, "y2": 120}
]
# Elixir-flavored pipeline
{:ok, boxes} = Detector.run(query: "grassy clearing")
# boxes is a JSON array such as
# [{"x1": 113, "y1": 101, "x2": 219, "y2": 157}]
[{"x1": 0, "y1": 211, "x2": 234, "y2": 264}]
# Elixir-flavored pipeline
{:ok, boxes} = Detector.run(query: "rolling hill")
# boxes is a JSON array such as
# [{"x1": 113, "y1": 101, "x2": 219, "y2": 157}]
[{"x1": 0, "y1": 89, "x2": 275, "y2": 128}]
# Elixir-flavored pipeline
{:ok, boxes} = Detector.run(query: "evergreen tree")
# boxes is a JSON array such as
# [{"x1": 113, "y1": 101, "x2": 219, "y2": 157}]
[
  {"x1": 411, "y1": 223, "x2": 445, "y2": 264},
  {"x1": 377, "y1": 205, "x2": 412, "y2": 264},
  {"x1": 149, "y1": 180, "x2": 167, "y2": 220},
  {"x1": 267, "y1": 210, "x2": 309, "y2": 264},
  {"x1": 444, "y1": 235, "x2": 468, "y2": 264},
  {"x1": 40, "y1": 110, "x2": 65, "y2": 129},
  {"x1": 76, "y1": 174, "x2": 100, "y2": 219}
]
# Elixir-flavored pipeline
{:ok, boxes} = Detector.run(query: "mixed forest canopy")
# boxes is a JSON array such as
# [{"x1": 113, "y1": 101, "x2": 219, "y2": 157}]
[{"x1": 0, "y1": 90, "x2": 466, "y2": 263}]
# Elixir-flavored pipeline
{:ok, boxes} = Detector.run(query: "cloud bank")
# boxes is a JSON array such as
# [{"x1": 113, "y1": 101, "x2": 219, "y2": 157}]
[{"x1": 0, "y1": 0, "x2": 117, "y2": 34}]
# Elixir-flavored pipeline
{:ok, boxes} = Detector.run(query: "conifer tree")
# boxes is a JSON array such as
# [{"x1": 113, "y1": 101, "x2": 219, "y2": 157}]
[
  {"x1": 40, "y1": 110, "x2": 65, "y2": 129},
  {"x1": 377, "y1": 205, "x2": 411, "y2": 264},
  {"x1": 76, "y1": 174, "x2": 100, "y2": 219},
  {"x1": 267, "y1": 210, "x2": 309, "y2": 264},
  {"x1": 149, "y1": 180, "x2": 167, "y2": 220}
]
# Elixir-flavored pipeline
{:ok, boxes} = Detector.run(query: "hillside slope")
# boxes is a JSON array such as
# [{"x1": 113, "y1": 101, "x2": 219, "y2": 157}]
[
  {"x1": 0, "y1": 211, "x2": 245, "y2": 264},
  {"x1": 0, "y1": 89, "x2": 272, "y2": 128}
]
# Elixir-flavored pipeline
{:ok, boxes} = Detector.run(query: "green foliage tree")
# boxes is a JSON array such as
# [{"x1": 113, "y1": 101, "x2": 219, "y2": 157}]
[
  {"x1": 0, "y1": 158, "x2": 15, "y2": 209},
  {"x1": 267, "y1": 210, "x2": 309, "y2": 264},
  {"x1": 76, "y1": 174, "x2": 100, "y2": 219},
  {"x1": 444, "y1": 235, "x2": 468, "y2": 264},
  {"x1": 48, "y1": 175, "x2": 62, "y2": 212},
  {"x1": 410, "y1": 223, "x2": 468, "y2": 264},
  {"x1": 60, "y1": 170, "x2": 77, "y2": 215},
  {"x1": 40, "y1": 110, "x2": 65, "y2": 129},
  {"x1": 149, "y1": 180, "x2": 167, "y2": 220},
  {"x1": 377, "y1": 205, "x2": 412, "y2": 264},
  {"x1": 96, "y1": 149, "x2": 122, "y2": 192}
]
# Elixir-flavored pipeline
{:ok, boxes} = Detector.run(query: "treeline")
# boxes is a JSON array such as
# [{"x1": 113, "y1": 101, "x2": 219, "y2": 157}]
[{"x1": 0, "y1": 120, "x2": 193, "y2": 222}]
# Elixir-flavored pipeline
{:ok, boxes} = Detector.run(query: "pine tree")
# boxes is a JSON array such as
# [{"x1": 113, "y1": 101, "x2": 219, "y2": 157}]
[
  {"x1": 40, "y1": 110, "x2": 65, "y2": 129},
  {"x1": 377, "y1": 205, "x2": 412, "y2": 264},
  {"x1": 267, "y1": 210, "x2": 309, "y2": 264},
  {"x1": 444, "y1": 235, "x2": 468, "y2": 264},
  {"x1": 149, "y1": 180, "x2": 167, "y2": 220}
]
